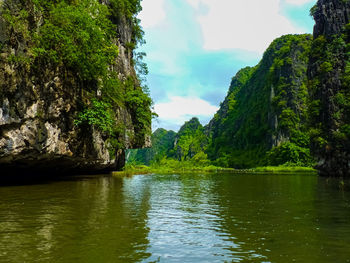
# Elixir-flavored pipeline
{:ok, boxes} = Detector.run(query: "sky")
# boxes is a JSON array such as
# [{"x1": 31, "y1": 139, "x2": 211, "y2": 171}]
[{"x1": 137, "y1": 0, "x2": 317, "y2": 132}]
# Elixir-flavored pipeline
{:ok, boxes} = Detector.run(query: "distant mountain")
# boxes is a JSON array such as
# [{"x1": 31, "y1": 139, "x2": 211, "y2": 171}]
[
  {"x1": 173, "y1": 117, "x2": 208, "y2": 161},
  {"x1": 129, "y1": 0, "x2": 350, "y2": 177},
  {"x1": 206, "y1": 34, "x2": 313, "y2": 168},
  {"x1": 127, "y1": 128, "x2": 176, "y2": 165},
  {"x1": 127, "y1": 117, "x2": 209, "y2": 164}
]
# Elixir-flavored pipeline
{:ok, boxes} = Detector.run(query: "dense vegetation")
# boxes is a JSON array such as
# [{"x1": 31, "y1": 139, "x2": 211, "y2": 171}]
[
  {"x1": 129, "y1": 35, "x2": 315, "y2": 169},
  {"x1": 0, "y1": 0, "x2": 152, "y2": 155},
  {"x1": 307, "y1": 1, "x2": 350, "y2": 176},
  {"x1": 174, "y1": 117, "x2": 208, "y2": 161},
  {"x1": 128, "y1": 117, "x2": 209, "y2": 165},
  {"x1": 127, "y1": 128, "x2": 176, "y2": 165},
  {"x1": 128, "y1": 0, "x2": 350, "y2": 176},
  {"x1": 2, "y1": 0, "x2": 348, "y2": 175},
  {"x1": 207, "y1": 35, "x2": 312, "y2": 168},
  {"x1": 207, "y1": 34, "x2": 313, "y2": 168}
]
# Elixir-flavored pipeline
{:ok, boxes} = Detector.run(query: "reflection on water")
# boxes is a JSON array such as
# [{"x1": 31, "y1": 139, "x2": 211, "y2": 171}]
[
  {"x1": 0, "y1": 174, "x2": 350, "y2": 262},
  {"x1": 0, "y1": 175, "x2": 151, "y2": 263}
]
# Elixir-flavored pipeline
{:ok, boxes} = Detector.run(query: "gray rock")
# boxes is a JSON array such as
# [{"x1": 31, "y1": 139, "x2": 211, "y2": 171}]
[{"x1": 0, "y1": 0, "x2": 151, "y2": 174}]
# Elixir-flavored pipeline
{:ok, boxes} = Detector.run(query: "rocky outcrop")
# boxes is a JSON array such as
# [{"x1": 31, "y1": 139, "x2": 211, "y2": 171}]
[
  {"x1": 308, "y1": 0, "x2": 350, "y2": 177},
  {"x1": 312, "y1": 0, "x2": 350, "y2": 38},
  {"x1": 207, "y1": 34, "x2": 312, "y2": 168},
  {"x1": 0, "y1": 0, "x2": 151, "y2": 174}
]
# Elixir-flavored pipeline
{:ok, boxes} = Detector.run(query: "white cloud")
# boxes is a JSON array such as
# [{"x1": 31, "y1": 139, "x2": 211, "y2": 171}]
[
  {"x1": 186, "y1": 0, "x2": 306, "y2": 54},
  {"x1": 154, "y1": 96, "x2": 219, "y2": 125},
  {"x1": 140, "y1": 0, "x2": 315, "y2": 130},
  {"x1": 138, "y1": 0, "x2": 166, "y2": 28},
  {"x1": 284, "y1": 0, "x2": 314, "y2": 5},
  {"x1": 186, "y1": 0, "x2": 201, "y2": 8}
]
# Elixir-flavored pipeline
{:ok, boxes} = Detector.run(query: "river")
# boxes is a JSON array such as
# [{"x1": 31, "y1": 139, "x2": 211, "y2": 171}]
[{"x1": 0, "y1": 173, "x2": 349, "y2": 262}]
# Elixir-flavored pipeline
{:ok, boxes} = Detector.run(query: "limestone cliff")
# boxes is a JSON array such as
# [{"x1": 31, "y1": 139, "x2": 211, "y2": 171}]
[
  {"x1": 207, "y1": 34, "x2": 312, "y2": 168},
  {"x1": 0, "y1": 0, "x2": 151, "y2": 174},
  {"x1": 308, "y1": 0, "x2": 350, "y2": 176}
]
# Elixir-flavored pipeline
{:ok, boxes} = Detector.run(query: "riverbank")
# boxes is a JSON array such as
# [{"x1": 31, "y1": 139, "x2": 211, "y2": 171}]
[{"x1": 112, "y1": 163, "x2": 317, "y2": 177}]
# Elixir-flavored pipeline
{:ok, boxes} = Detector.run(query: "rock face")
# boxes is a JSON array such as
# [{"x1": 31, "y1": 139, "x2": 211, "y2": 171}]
[
  {"x1": 207, "y1": 34, "x2": 312, "y2": 168},
  {"x1": 308, "y1": 0, "x2": 350, "y2": 177},
  {"x1": 312, "y1": 0, "x2": 350, "y2": 38},
  {"x1": 0, "y1": 0, "x2": 151, "y2": 174}
]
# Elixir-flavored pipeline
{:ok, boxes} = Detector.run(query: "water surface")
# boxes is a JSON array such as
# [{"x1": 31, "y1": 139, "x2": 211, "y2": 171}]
[{"x1": 0, "y1": 173, "x2": 350, "y2": 262}]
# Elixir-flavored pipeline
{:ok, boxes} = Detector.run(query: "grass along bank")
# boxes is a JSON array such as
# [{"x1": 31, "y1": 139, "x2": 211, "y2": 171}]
[
  {"x1": 112, "y1": 159, "x2": 317, "y2": 177},
  {"x1": 253, "y1": 166, "x2": 316, "y2": 173}
]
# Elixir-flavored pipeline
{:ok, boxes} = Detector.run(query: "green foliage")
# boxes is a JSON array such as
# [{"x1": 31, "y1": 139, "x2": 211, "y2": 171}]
[
  {"x1": 191, "y1": 151, "x2": 210, "y2": 166},
  {"x1": 341, "y1": 124, "x2": 350, "y2": 137},
  {"x1": 118, "y1": 160, "x2": 316, "y2": 176},
  {"x1": 308, "y1": 22, "x2": 350, "y2": 158},
  {"x1": 32, "y1": 0, "x2": 118, "y2": 80},
  {"x1": 1, "y1": 0, "x2": 152, "y2": 157},
  {"x1": 279, "y1": 108, "x2": 298, "y2": 130},
  {"x1": 212, "y1": 149, "x2": 267, "y2": 169},
  {"x1": 175, "y1": 117, "x2": 208, "y2": 161},
  {"x1": 120, "y1": 158, "x2": 226, "y2": 175},
  {"x1": 74, "y1": 99, "x2": 115, "y2": 134},
  {"x1": 127, "y1": 128, "x2": 176, "y2": 165},
  {"x1": 267, "y1": 142, "x2": 313, "y2": 167},
  {"x1": 253, "y1": 166, "x2": 316, "y2": 173},
  {"x1": 208, "y1": 34, "x2": 312, "y2": 168},
  {"x1": 7, "y1": 53, "x2": 31, "y2": 65},
  {"x1": 109, "y1": 0, "x2": 142, "y2": 20},
  {"x1": 1, "y1": 6, "x2": 31, "y2": 42},
  {"x1": 125, "y1": 83, "x2": 153, "y2": 144},
  {"x1": 134, "y1": 51, "x2": 149, "y2": 83},
  {"x1": 74, "y1": 97, "x2": 128, "y2": 158},
  {"x1": 148, "y1": 157, "x2": 221, "y2": 174},
  {"x1": 109, "y1": 0, "x2": 144, "y2": 46},
  {"x1": 101, "y1": 74, "x2": 124, "y2": 105},
  {"x1": 127, "y1": 118, "x2": 209, "y2": 166},
  {"x1": 309, "y1": 36, "x2": 326, "y2": 60},
  {"x1": 320, "y1": 61, "x2": 333, "y2": 74},
  {"x1": 342, "y1": 61, "x2": 350, "y2": 86}
]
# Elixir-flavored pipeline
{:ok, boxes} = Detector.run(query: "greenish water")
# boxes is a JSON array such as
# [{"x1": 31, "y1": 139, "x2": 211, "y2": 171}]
[{"x1": 0, "y1": 173, "x2": 350, "y2": 263}]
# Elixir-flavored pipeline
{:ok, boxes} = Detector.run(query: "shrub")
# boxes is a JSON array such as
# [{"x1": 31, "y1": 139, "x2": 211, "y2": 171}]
[{"x1": 267, "y1": 142, "x2": 313, "y2": 167}]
